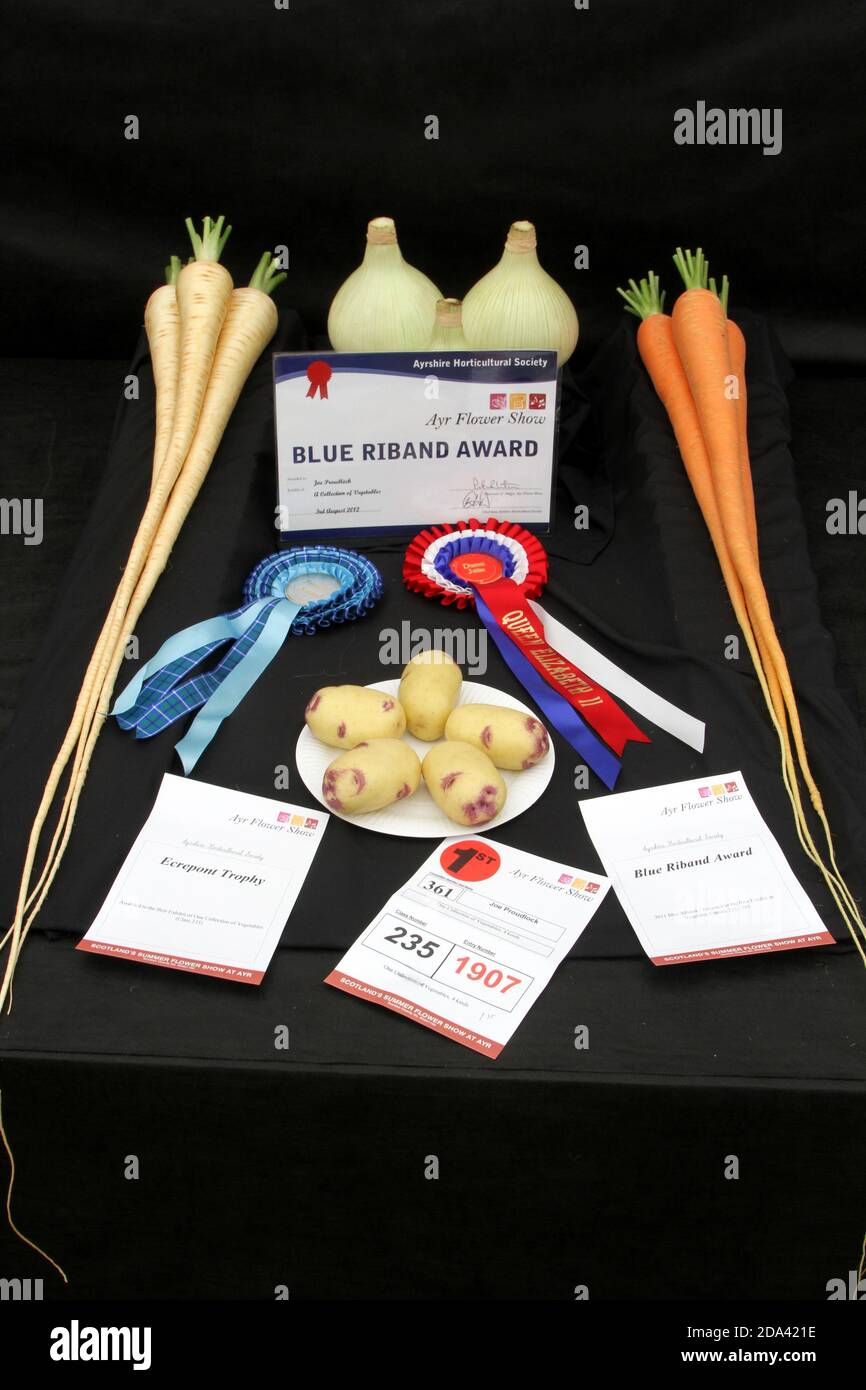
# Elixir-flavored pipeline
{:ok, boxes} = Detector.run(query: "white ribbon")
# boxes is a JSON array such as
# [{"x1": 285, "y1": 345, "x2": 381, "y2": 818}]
[{"x1": 528, "y1": 600, "x2": 706, "y2": 754}]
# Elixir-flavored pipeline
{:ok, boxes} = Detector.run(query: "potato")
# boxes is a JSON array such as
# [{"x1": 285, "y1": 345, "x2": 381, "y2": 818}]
[
  {"x1": 444, "y1": 704, "x2": 549, "y2": 770},
  {"x1": 398, "y1": 649, "x2": 462, "y2": 741},
  {"x1": 322, "y1": 739, "x2": 421, "y2": 815},
  {"x1": 422, "y1": 741, "x2": 507, "y2": 827},
  {"x1": 305, "y1": 684, "x2": 406, "y2": 749}
]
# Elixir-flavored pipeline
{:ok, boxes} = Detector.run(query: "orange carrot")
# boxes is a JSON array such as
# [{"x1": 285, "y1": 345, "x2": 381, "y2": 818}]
[
  {"x1": 699, "y1": 276, "x2": 787, "y2": 734},
  {"x1": 670, "y1": 253, "x2": 799, "y2": 744},
  {"x1": 725, "y1": 315, "x2": 758, "y2": 560},
  {"x1": 668, "y1": 249, "x2": 865, "y2": 955},
  {"x1": 618, "y1": 274, "x2": 799, "y2": 791},
  {"x1": 618, "y1": 270, "x2": 864, "y2": 962},
  {"x1": 619, "y1": 275, "x2": 754, "y2": 625},
  {"x1": 710, "y1": 274, "x2": 863, "y2": 931},
  {"x1": 708, "y1": 279, "x2": 792, "y2": 771},
  {"x1": 706, "y1": 275, "x2": 758, "y2": 561}
]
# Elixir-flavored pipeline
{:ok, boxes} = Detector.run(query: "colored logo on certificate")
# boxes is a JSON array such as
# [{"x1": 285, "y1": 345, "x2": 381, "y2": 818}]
[
  {"x1": 529, "y1": 393, "x2": 547, "y2": 410},
  {"x1": 305, "y1": 817, "x2": 319, "y2": 828},
  {"x1": 291, "y1": 814, "x2": 304, "y2": 826},
  {"x1": 509, "y1": 393, "x2": 527, "y2": 409},
  {"x1": 699, "y1": 781, "x2": 739, "y2": 800},
  {"x1": 566, "y1": 875, "x2": 600, "y2": 894},
  {"x1": 489, "y1": 393, "x2": 507, "y2": 410},
  {"x1": 277, "y1": 811, "x2": 290, "y2": 822}
]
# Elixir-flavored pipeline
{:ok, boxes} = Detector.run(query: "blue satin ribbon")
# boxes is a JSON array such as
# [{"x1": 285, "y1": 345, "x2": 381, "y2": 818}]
[
  {"x1": 174, "y1": 596, "x2": 301, "y2": 775},
  {"x1": 112, "y1": 597, "x2": 278, "y2": 722},
  {"x1": 475, "y1": 592, "x2": 622, "y2": 790},
  {"x1": 112, "y1": 547, "x2": 383, "y2": 775},
  {"x1": 431, "y1": 534, "x2": 622, "y2": 787}
]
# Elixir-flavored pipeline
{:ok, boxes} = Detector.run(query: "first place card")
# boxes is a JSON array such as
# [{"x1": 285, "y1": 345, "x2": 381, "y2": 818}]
[
  {"x1": 77, "y1": 774, "x2": 328, "y2": 984},
  {"x1": 273, "y1": 349, "x2": 558, "y2": 537},
  {"x1": 325, "y1": 834, "x2": 609, "y2": 1058}
]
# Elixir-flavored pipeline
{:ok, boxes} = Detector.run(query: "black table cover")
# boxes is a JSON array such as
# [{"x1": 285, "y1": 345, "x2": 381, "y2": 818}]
[
  {"x1": 1, "y1": 313, "x2": 865, "y2": 1302},
  {"x1": 0, "y1": 311, "x2": 863, "y2": 963}
]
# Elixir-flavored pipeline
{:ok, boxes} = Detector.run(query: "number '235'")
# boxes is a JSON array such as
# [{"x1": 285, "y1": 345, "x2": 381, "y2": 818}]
[{"x1": 384, "y1": 926, "x2": 439, "y2": 959}]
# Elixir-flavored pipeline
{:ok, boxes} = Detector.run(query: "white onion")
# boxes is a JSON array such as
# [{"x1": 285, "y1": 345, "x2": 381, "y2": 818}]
[
  {"x1": 427, "y1": 297, "x2": 467, "y2": 350},
  {"x1": 327, "y1": 216, "x2": 441, "y2": 352},
  {"x1": 462, "y1": 220, "x2": 579, "y2": 366}
]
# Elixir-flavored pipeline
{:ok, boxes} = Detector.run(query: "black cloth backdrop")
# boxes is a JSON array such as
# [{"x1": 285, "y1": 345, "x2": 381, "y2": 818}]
[
  {"x1": 0, "y1": 309, "x2": 863, "y2": 961},
  {"x1": 1, "y1": 0, "x2": 865, "y2": 365},
  {"x1": 2, "y1": 1, "x2": 866, "y2": 1305}
]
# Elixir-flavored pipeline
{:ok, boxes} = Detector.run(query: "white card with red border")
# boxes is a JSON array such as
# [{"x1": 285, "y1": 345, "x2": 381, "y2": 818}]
[
  {"x1": 325, "y1": 835, "x2": 610, "y2": 1058},
  {"x1": 579, "y1": 770, "x2": 834, "y2": 965},
  {"x1": 77, "y1": 774, "x2": 328, "y2": 984}
]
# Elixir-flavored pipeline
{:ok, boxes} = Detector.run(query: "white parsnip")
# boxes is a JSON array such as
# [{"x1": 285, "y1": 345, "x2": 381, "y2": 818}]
[
  {"x1": 2, "y1": 250, "x2": 284, "y2": 1006},
  {"x1": 6, "y1": 257, "x2": 184, "y2": 936},
  {"x1": 146, "y1": 256, "x2": 182, "y2": 490},
  {"x1": 4, "y1": 222, "x2": 234, "y2": 991}
]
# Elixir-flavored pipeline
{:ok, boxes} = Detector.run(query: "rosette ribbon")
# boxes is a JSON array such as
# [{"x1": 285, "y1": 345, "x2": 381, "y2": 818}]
[
  {"x1": 403, "y1": 519, "x2": 650, "y2": 790},
  {"x1": 112, "y1": 547, "x2": 383, "y2": 774},
  {"x1": 305, "y1": 360, "x2": 333, "y2": 399}
]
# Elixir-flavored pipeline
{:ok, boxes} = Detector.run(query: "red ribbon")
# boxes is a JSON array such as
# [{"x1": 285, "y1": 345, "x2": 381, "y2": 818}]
[
  {"x1": 477, "y1": 577, "x2": 650, "y2": 756},
  {"x1": 306, "y1": 360, "x2": 333, "y2": 399}
]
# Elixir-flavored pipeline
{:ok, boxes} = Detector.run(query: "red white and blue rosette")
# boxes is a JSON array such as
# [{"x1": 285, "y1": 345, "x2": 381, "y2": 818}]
[
  {"x1": 403, "y1": 517, "x2": 548, "y2": 607},
  {"x1": 404, "y1": 518, "x2": 649, "y2": 789}
]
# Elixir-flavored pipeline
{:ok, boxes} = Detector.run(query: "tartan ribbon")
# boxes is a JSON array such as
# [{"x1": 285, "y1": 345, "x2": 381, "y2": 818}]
[
  {"x1": 112, "y1": 548, "x2": 383, "y2": 774},
  {"x1": 117, "y1": 598, "x2": 279, "y2": 741}
]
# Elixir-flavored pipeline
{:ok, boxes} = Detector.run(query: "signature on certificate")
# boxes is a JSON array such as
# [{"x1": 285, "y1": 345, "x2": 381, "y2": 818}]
[{"x1": 461, "y1": 477, "x2": 536, "y2": 510}]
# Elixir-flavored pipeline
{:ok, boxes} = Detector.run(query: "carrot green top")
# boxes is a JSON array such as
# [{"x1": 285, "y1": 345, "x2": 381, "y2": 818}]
[
  {"x1": 619, "y1": 257, "x2": 730, "y2": 319},
  {"x1": 248, "y1": 251, "x2": 287, "y2": 296},
  {"x1": 674, "y1": 248, "x2": 731, "y2": 312},
  {"x1": 185, "y1": 214, "x2": 232, "y2": 263},
  {"x1": 616, "y1": 270, "x2": 666, "y2": 321},
  {"x1": 709, "y1": 274, "x2": 730, "y2": 314},
  {"x1": 164, "y1": 254, "x2": 182, "y2": 286},
  {"x1": 672, "y1": 246, "x2": 709, "y2": 292}
]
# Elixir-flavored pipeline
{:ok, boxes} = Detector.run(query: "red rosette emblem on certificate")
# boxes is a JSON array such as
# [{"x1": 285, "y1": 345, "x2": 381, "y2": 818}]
[
  {"x1": 403, "y1": 518, "x2": 649, "y2": 789},
  {"x1": 305, "y1": 360, "x2": 333, "y2": 399}
]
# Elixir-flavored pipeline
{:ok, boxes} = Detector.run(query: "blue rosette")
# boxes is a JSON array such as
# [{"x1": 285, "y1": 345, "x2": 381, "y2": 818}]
[{"x1": 112, "y1": 547, "x2": 383, "y2": 774}]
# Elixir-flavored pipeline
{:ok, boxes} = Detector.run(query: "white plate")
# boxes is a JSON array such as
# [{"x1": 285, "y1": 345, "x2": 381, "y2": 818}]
[{"x1": 295, "y1": 679, "x2": 555, "y2": 837}]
